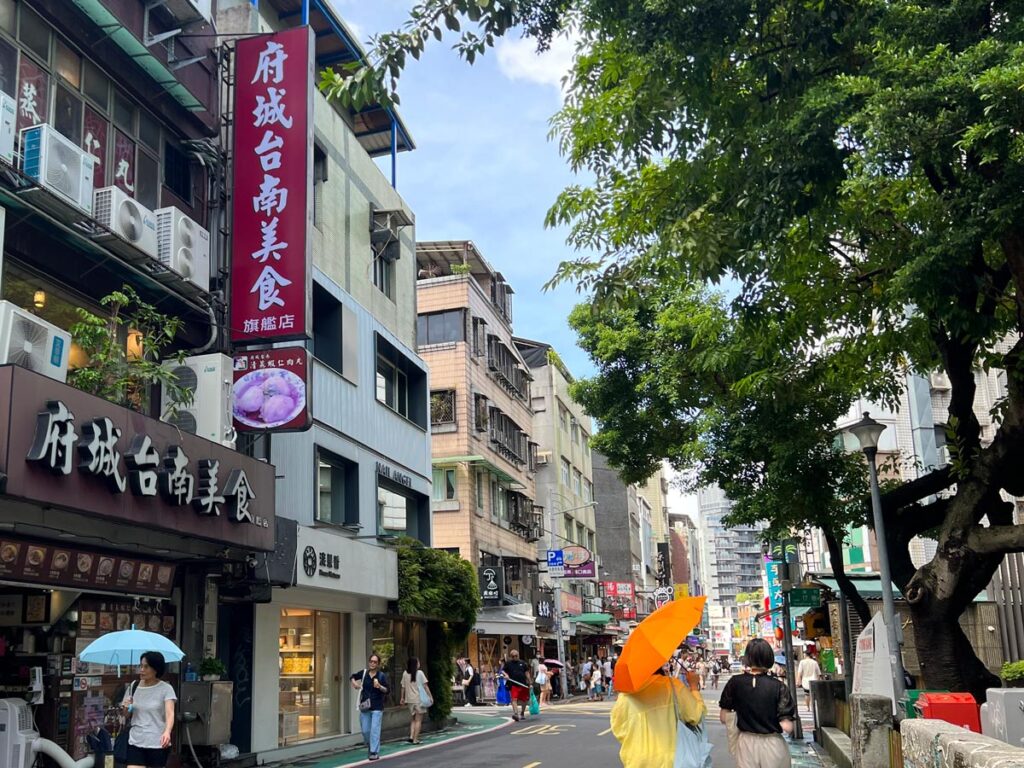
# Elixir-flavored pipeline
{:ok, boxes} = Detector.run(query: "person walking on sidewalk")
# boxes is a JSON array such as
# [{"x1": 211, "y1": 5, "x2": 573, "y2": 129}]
[
  {"x1": 462, "y1": 658, "x2": 479, "y2": 706},
  {"x1": 501, "y1": 650, "x2": 532, "y2": 721},
  {"x1": 536, "y1": 662, "x2": 552, "y2": 706},
  {"x1": 795, "y1": 651, "x2": 821, "y2": 712},
  {"x1": 603, "y1": 656, "x2": 614, "y2": 696},
  {"x1": 719, "y1": 639, "x2": 796, "y2": 768},
  {"x1": 400, "y1": 656, "x2": 431, "y2": 745},
  {"x1": 350, "y1": 654, "x2": 389, "y2": 762}
]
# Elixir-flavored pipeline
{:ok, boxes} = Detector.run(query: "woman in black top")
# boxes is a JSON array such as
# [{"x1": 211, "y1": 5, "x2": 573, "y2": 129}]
[{"x1": 719, "y1": 639, "x2": 796, "y2": 768}]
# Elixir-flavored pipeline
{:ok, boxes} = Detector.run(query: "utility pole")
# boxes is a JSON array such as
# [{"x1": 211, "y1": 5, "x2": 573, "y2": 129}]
[
  {"x1": 549, "y1": 502, "x2": 566, "y2": 678},
  {"x1": 781, "y1": 589, "x2": 802, "y2": 740}
]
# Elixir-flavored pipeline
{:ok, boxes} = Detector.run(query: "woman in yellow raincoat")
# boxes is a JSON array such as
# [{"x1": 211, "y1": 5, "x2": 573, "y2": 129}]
[{"x1": 610, "y1": 662, "x2": 707, "y2": 768}]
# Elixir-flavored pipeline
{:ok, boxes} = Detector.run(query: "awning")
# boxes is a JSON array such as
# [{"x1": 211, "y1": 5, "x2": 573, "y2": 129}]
[
  {"x1": 433, "y1": 455, "x2": 525, "y2": 488},
  {"x1": 474, "y1": 607, "x2": 536, "y2": 637},
  {"x1": 812, "y1": 575, "x2": 990, "y2": 604},
  {"x1": 69, "y1": 0, "x2": 204, "y2": 112},
  {"x1": 573, "y1": 612, "x2": 614, "y2": 625}
]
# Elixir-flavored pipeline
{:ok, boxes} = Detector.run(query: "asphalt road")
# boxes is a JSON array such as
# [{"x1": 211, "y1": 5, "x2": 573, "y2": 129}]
[{"x1": 366, "y1": 687, "x2": 741, "y2": 768}]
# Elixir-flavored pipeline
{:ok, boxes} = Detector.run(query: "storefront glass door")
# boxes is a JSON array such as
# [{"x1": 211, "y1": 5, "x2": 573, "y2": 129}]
[{"x1": 279, "y1": 608, "x2": 341, "y2": 745}]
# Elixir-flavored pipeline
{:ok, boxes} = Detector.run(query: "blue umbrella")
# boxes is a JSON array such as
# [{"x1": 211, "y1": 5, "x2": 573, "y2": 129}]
[
  {"x1": 774, "y1": 654, "x2": 787, "y2": 665},
  {"x1": 79, "y1": 627, "x2": 184, "y2": 672}
]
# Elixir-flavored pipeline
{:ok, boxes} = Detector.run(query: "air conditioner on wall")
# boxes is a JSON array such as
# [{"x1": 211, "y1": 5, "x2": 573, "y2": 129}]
[
  {"x1": 160, "y1": 353, "x2": 234, "y2": 447},
  {"x1": 162, "y1": 0, "x2": 213, "y2": 23},
  {"x1": 94, "y1": 186, "x2": 158, "y2": 258},
  {"x1": 0, "y1": 92, "x2": 16, "y2": 165},
  {"x1": 155, "y1": 206, "x2": 210, "y2": 291},
  {"x1": 0, "y1": 300, "x2": 71, "y2": 382},
  {"x1": 536, "y1": 453, "x2": 550, "y2": 466},
  {"x1": 21, "y1": 124, "x2": 95, "y2": 214}
]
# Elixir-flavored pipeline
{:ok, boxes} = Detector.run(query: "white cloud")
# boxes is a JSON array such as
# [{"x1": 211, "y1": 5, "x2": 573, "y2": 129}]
[{"x1": 496, "y1": 34, "x2": 576, "y2": 92}]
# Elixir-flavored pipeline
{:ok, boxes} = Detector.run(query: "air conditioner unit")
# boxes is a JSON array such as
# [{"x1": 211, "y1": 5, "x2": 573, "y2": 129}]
[
  {"x1": 94, "y1": 186, "x2": 158, "y2": 259},
  {"x1": 526, "y1": 525, "x2": 541, "y2": 543},
  {"x1": 21, "y1": 124, "x2": 95, "y2": 214},
  {"x1": 0, "y1": 301, "x2": 71, "y2": 382},
  {"x1": 161, "y1": 353, "x2": 234, "y2": 447},
  {"x1": 536, "y1": 452, "x2": 551, "y2": 466},
  {"x1": 0, "y1": 698, "x2": 38, "y2": 768},
  {"x1": 155, "y1": 207, "x2": 210, "y2": 291},
  {"x1": 370, "y1": 206, "x2": 412, "y2": 262},
  {"x1": 0, "y1": 92, "x2": 15, "y2": 165},
  {"x1": 631, "y1": 564, "x2": 642, "y2": 573}
]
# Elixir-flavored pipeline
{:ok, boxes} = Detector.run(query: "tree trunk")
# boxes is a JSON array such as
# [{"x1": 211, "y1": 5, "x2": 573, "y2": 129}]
[{"x1": 907, "y1": 599, "x2": 998, "y2": 702}]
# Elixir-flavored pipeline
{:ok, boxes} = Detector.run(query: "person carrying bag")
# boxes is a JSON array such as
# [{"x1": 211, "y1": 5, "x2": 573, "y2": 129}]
[{"x1": 113, "y1": 680, "x2": 138, "y2": 765}]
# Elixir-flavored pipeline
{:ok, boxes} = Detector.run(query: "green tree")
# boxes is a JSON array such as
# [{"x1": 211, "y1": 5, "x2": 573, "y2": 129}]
[
  {"x1": 322, "y1": 1, "x2": 1024, "y2": 700},
  {"x1": 395, "y1": 538, "x2": 480, "y2": 722}
]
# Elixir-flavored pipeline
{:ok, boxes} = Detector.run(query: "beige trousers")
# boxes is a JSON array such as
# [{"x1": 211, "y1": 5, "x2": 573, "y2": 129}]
[{"x1": 734, "y1": 731, "x2": 791, "y2": 768}]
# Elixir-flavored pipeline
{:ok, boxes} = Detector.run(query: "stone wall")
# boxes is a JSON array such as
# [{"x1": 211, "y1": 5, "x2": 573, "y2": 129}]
[{"x1": 902, "y1": 719, "x2": 1024, "y2": 767}]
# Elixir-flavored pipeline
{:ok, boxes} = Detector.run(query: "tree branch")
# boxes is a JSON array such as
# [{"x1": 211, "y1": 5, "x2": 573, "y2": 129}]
[
  {"x1": 823, "y1": 527, "x2": 871, "y2": 625},
  {"x1": 880, "y1": 467, "x2": 952, "y2": 511},
  {"x1": 966, "y1": 522, "x2": 1024, "y2": 555}
]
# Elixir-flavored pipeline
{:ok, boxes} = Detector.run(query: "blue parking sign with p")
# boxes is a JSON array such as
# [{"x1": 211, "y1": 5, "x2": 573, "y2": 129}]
[{"x1": 547, "y1": 550, "x2": 564, "y2": 567}]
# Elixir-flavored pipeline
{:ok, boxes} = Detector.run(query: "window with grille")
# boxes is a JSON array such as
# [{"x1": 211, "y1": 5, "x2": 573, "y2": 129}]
[{"x1": 430, "y1": 389, "x2": 456, "y2": 426}]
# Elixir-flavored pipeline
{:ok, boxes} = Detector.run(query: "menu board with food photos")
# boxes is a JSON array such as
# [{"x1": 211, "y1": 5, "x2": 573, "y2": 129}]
[
  {"x1": 76, "y1": 597, "x2": 176, "y2": 641},
  {"x1": 0, "y1": 538, "x2": 175, "y2": 597}
]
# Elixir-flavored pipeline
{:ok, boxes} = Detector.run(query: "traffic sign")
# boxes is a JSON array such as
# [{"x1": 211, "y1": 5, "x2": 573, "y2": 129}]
[
  {"x1": 789, "y1": 588, "x2": 821, "y2": 608},
  {"x1": 547, "y1": 549, "x2": 564, "y2": 577}
]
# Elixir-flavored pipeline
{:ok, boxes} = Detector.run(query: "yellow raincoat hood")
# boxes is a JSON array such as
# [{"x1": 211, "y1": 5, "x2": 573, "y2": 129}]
[{"x1": 610, "y1": 675, "x2": 706, "y2": 768}]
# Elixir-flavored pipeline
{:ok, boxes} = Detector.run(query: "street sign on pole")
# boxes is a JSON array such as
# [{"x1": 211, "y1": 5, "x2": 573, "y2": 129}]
[
  {"x1": 790, "y1": 588, "x2": 821, "y2": 609},
  {"x1": 547, "y1": 549, "x2": 564, "y2": 578}
]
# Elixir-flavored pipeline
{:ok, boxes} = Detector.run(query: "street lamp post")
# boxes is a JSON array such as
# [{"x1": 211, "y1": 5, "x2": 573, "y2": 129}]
[
  {"x1": 849, "y1": 411, "x2": 906, "y2": 706},
  {"x1": 547, "y1": 499, "x2": 598, "y2": 695}
]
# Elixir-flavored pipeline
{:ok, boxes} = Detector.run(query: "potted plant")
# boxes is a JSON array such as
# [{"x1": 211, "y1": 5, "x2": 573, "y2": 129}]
[{"x1": 199, "y1": 657, "x2": 227, "y2": 682}]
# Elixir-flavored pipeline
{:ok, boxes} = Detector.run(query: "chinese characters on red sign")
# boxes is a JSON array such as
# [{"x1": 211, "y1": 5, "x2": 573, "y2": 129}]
[{"x1": 230, "y1": 27, "x2": 313, "y2": 344}]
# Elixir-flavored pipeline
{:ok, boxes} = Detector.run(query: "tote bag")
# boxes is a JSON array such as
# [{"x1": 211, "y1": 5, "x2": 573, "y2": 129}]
[
  {"x1": 418, "y1": 672, "x2": 433, "y2": 709},
  {"x1": 113, "y1": 681, "x2": 138, "y2": 764}
]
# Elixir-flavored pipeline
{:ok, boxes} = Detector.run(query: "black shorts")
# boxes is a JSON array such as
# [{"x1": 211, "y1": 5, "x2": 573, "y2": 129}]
[{"x1": 125, "y1": 745, "x2": 169, "y2": 767}]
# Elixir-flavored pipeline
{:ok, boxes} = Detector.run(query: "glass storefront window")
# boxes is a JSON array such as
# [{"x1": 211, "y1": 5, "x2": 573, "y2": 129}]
[{"x1": 278, "y1": 608, "x2": 340, "y2": 746}]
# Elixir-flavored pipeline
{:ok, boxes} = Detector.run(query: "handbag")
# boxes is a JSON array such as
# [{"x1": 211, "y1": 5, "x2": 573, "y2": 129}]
[
  {"x1": 670, "y1": 682, "x2": 712, "y2": 768},
  {"x1": 113, "y1": 681, "x2": 138, "y2": 764},
  {"x1": 496, "y1": 677, "x2": 510, "y2": 705},
  {"x1": 528, "y1": 688, "x2": 540, "y2": 716},
  {"x1": 358, "y1": 670, "x2": 372, "y2": 712},
  {"x1": 417, "y1": 673, "x2": 433, "y2": 709}
]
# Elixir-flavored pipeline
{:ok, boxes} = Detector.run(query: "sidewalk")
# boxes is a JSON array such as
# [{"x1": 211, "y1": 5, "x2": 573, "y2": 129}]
[{"x1": 268, "y1": 710, "x2": 506, "y2": 768}]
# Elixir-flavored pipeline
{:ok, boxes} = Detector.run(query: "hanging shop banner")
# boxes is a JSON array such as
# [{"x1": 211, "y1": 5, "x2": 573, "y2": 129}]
[
  {"x1": 233, "y1": 347, "x2": 311, "y2": 432},
  {"x1": 0, "y1": 366, "x2": 276, "y2": 551},
  {"x1": 230, "y1": 26, "x2": 314, "y2": 344}
]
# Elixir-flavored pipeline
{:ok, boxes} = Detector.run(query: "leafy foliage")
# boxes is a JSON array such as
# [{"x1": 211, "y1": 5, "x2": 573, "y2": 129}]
[
  {"x1": 1001, "y1": 660, "x2": 1024, "y2": 683},
  {"x1": 68, "y1": 285, "x2": 187, "y2": 413},
  {"x1": 330, "y1": 0, "x2": 1024, "y2": 699},
  {"x1": 395, "y1": 538, "x2": 479, "y2": 721}
]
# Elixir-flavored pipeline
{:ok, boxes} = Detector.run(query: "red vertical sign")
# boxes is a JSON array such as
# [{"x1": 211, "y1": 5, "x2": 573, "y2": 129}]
[{"x1": 230, "y1": 27, "x2": 313, "y2": 344}]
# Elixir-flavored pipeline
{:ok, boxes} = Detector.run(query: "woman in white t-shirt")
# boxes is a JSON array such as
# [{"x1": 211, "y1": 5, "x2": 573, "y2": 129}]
[
  {"x1": 590, "y1": 664, "x2": 604, "y2": 701},
  {"x1": 121, "y1": 651, "x2": 177, "y2": 768},
  {"x1": 399, "y1": 657, "x2": 432, "y2": 745}
]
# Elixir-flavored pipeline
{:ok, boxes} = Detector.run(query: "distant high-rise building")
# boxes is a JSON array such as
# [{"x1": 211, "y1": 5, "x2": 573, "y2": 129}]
[{"x1": 697, "y1": 485, "x2": 763, "y2": 619}]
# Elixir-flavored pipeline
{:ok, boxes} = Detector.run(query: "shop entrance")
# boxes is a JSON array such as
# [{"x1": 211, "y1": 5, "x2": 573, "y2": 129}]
[{"x1": 278, "y1": 608, "x2": 341, "y2": 745}]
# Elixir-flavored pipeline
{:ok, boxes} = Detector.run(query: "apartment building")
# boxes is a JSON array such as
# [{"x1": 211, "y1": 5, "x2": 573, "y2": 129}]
[
  {"x1": 514, "y1": 337, "x2": 600, "y2": 658},
  {"x1": 216, "y1": 3, "x2": 429, "y2": 760},
  {"x1": 697, "y1": 484, "x2": 764, "y2": 621},
  {"x1": 637, "y1": 465, "x2": 672, "y2": 583},
  {"x1": 416, "y1": 240, "x2": 542, "y2": 696}
]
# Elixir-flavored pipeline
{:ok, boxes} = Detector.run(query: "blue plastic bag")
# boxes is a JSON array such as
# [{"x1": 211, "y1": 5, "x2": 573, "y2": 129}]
[
  {"x1": 673, "y1": 721, "x2": 713, "y2": 768},
  {"x1": 496, "y1": 677, "x2": 510, "y2": 705}
]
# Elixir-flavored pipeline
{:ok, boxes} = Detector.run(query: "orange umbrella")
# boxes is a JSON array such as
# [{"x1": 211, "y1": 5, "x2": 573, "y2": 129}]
[{"x1": 613, "y1": 596, "x2": 707, "y2": 694}]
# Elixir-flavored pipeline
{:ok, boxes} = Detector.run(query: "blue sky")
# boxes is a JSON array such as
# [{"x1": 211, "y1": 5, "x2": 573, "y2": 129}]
[{"x1": 333, "y1": 0, "x2": 596, "y2": 378}]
